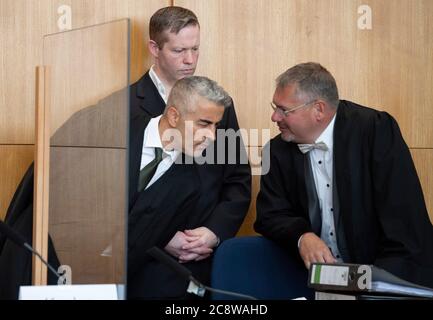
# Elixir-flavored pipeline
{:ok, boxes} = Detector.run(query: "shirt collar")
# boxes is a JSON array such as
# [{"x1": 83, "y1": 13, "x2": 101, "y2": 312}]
[
  {"x1": 315, "y1": 113, "x2": 336, "y2": 150},
  {"x1": 143, "y1": 115, "x2": 180, "y2": 160},
  {"x1": 149, "y1": 65, "x2": 168, "y2": 103}
]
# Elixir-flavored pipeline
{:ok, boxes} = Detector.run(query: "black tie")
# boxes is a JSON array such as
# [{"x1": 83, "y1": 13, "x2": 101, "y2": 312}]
[{"x1": 138, "y1": 147, "x2": 163, "y2": 192}]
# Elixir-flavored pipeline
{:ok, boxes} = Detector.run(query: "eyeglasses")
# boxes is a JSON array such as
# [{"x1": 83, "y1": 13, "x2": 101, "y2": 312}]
[{"x1": 270, "y1": 100, "x2": 316, "y2": 117}]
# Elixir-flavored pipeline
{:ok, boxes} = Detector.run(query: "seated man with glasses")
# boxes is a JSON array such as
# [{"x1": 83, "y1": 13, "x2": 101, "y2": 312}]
[{"x1": 255, "y1": 62, "x2": 433, "y2": 291}]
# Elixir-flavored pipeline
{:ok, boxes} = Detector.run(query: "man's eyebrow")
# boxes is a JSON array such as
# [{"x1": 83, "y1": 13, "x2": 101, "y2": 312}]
[
  {"x1": 198, "y1": 119, "x2": 213, "y2": 125},
  {"x1": 275, "y1": 104, "x2": 288, "y2": 110}
]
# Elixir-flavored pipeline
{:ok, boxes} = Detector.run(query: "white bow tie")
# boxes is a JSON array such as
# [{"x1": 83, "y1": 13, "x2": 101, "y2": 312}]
[{"x1": 298, "y1": 141, "x2": 328, "y2": 154}]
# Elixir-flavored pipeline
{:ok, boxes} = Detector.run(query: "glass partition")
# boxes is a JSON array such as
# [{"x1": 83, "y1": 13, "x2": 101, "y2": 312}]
[{"x1": 42, "y1": 19, "x2": 129, "y2": 293}]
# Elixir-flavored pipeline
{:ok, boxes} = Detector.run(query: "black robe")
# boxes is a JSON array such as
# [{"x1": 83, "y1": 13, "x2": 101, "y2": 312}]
[
  {"x1": 127, "y1": 114, "x2": 201, "y2": 299},
  {"x1": 255, "y1": 100, "x2": 433, "y2": 288},
  {"x1": 129, "y1": 72, "x2": 252, "y2": 297},
  {"x1": 0, "y1": 165, "x2": 60, "y2": 299}
]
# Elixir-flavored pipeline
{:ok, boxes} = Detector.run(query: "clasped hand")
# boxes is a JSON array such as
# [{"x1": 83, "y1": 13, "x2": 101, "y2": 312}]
[{"x1": 164, "y1": 227, "x2": 219, "y2": 263}]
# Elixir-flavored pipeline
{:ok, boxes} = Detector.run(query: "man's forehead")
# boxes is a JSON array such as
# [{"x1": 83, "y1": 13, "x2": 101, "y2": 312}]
[
  {"x1": 274, "y1": 84, "x2": 299, "y2": 101},
  {"x1": 164, "y1": 26, "x2": 200, "y2": 41}
]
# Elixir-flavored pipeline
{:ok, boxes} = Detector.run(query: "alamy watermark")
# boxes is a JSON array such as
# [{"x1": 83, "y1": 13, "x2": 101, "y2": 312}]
[
  {"x1": 161, "y1": 122, "x2": 271, "y2": 176},
  {"x1": 358, "y1": 5, "x2": 372, "y2": 30},
  {"x1": 57, "y1": 5, "x2": 72, "y2": 31}
]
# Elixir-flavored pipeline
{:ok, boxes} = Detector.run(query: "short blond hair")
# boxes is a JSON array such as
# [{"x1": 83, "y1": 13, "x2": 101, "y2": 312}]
[{"x1": 149, "y1": 6, "x2": 199, "y2": 48}]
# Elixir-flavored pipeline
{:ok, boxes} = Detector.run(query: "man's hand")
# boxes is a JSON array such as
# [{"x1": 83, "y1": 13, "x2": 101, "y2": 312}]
[
  {"x1": 164, "y1": 231, "x2": 192, "y2": 259},
  {"x1": 298, "y1": 232, "x2": 337, "y2": 270},
  {"x1": 179, "y1": 227, "x2": 219, "y2": 262},
  {"x1": 164, "y1": 230, "x2": 213, "y2": 263}
]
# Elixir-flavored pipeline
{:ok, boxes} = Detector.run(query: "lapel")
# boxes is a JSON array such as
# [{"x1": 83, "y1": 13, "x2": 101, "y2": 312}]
[
  {"x1": 135, "y1": 72, "x2": 166, "y2": 117},
  {"x1": 333, "y1": 101, "x2": 351, "y2": 213},
  {"x1": 129, "y1": 114, "x2": 151, "y2": 208},
  {"x1": 290, "y1": 142, "x2": 310, "y2": 218},
  {"x1": 333, "y1": 101, "x2": 356, "y2": 258}
]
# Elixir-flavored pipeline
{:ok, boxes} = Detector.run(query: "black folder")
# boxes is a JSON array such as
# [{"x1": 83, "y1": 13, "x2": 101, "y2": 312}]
[{"x1": 308, "y1": 263, "x2": 433, "y2": 299}]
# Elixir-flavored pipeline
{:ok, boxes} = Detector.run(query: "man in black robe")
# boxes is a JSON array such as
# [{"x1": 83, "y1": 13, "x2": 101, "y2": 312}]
[{"x1": 255, "y1": 62, "x2": 433, "y2": 289}]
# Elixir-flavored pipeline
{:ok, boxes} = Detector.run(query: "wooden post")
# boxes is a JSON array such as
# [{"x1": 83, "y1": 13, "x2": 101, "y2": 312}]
[{"x1": 33, "y1": 66, "x2": 50, "y2": 285}]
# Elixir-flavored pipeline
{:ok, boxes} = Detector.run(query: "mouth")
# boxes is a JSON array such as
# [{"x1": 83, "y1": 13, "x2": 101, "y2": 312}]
[{"x1": 180, "y1": 69, "x2": 194, "y2": 75}]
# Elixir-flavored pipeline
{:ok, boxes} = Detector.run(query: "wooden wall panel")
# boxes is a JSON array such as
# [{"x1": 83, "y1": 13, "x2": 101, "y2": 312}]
[
  {"x1": 237, "y1": 174, "x2": 259, "y2": 237},
  {"x1": 0, "y1": 146, "x2": 34, "y2": 220},
  {"x1": 175, "y1": 0, "x2": 433, "y2": 149},
  {"x1": 236, "y1": 146, "x2": 263, "y2": 236},
  {"x1": 0, "y1": 1, "x2": 46, "y2": 144},
  {"x1": 0, "y1": 0, "x2": 168, "y2": 144},
  {"x1": 43, "y1": 19, "x2": 129, "y2": 137},
  {"x1": 46, "y1": 0, "x2": 169, "y2": 83}
]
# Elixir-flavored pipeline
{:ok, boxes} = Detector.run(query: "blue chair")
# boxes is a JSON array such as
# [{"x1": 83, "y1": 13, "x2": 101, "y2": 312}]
[{"x1": 211, "y1": 236, "x2": 313, "y2": 300}]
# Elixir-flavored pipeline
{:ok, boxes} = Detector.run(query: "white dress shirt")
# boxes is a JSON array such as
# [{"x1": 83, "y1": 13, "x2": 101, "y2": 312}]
[
  {"x1": 308, "y1": 114, "x2": 343, "y2": 262},
  {"x1": 140, "y1": 115, "x2": 179, "y2": 189},
  {"x1": 149, "y1": 65, "x2": 168, "y2": 104}
]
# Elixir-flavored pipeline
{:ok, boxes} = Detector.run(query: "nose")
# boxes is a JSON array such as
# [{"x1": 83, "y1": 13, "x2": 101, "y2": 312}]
[
  {"x1": 200, "y1": 124, "x2": 217, "y2": 143},
  {"x1": 183, "y1": 50, "x2": 194, "y2": 65},
  {"x1": 271, "y1": 110, "x2": 282, "y2": 122},
  {"x1": 207, "y1": 126, "x2": 217, "y2": 142}
]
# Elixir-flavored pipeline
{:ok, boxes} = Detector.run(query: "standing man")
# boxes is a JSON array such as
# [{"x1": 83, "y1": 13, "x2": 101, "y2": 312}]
[
  {"x1": 255, "y1": 62, "x2": 433, "y2": 289},
  {"x1": 130, "y1": 7, "x2": 251, "y2": 298}
]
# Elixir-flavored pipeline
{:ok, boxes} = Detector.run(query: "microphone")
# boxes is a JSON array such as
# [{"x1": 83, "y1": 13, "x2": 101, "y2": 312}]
[
  {"x1": 146, "y1": 246, "x2": 257, "y2": 300},
  {"x1": 0, "y1": 219, "x2": 62, "y2": 281}
]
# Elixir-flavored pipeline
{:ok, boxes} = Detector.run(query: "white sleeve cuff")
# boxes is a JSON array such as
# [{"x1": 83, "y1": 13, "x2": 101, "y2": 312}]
[{"x1": 297, "y1": 234, "x2": 305, "y2": 249}]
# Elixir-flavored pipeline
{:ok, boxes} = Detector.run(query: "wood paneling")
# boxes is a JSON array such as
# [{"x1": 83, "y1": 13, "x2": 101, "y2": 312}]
[
  {"x1": 237, "y1": 174, "x2": 259, "y2": 236},
  {"x1": 411, "y1": 149, "x2": 433, "y2": 225},
  {"x1": 43, "y1": 19, "x2": 129, "y2": 138},
  {"x1": 175, "y1": 0, "x2": 433, "y2": 148},
  {"x1": 237, "y1": 146, "x2": 263, "y2": 236},
  {"x1": 0, "y1": 1, "x2": 45, "y2": 144},
  {"x1": 0, "y1": 145, "x2": 34, "y2": 220},
  {"x1": 0, "y1": 0, "x2": 169, "y2": 144}
]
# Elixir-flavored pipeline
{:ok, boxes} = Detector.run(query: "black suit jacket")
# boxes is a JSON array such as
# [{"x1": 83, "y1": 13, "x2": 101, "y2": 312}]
[
  {"x1": 255, "y1": 100, "x2": 433, "y2": 288},
  {"x1": 127, "y1": 114, "x2": 202, "y2": 298}
]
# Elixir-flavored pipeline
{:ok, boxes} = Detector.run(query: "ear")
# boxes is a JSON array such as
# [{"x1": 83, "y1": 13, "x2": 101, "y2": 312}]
[
  {"x1": 166, "y1": 106, "x2": 180, "y2": 127},
  {"x1": 148, "y1": 40, "x2": 160, "y2": 59},
  {"x1": 314, "y1": 100, "x2": 327, "y2": 120}
]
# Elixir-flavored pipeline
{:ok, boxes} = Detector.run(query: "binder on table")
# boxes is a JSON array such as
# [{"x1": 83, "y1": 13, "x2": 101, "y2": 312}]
[{"x1": 308, "y1": 263, "x2": 433, "y2": 299}]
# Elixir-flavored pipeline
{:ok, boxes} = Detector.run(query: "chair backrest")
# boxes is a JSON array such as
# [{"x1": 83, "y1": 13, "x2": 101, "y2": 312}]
[{"x1": 211, "y1": 236, "x2": 313, "y2": 300}]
